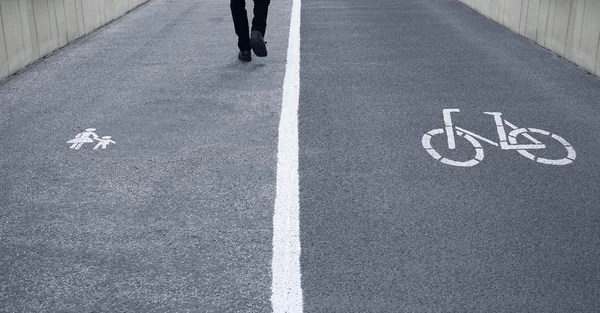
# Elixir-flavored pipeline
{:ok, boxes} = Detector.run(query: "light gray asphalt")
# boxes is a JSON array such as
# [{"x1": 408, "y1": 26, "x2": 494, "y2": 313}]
[
  {"x1": 299, "y1": 0, "x2": 600, "y2": 312},
  {"x1": 0, "y1": 0, "x2": 292, "y2": 312}
]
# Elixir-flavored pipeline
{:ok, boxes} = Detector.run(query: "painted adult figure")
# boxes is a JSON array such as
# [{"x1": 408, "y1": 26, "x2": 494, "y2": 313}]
[
  {"x1": 67, "y1": 128, "x2": 99, "y2": 150},
  {"x1": 230, "y1": 0, "x2": 270, "y2": 62}
]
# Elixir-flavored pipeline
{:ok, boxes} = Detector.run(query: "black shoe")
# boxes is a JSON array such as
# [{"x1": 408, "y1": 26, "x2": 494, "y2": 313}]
[
  {"x1": 238, "y1": 50, "x2": 251, "y2": 62},
  {"x1": 250, "y1": 30, "x2": 267, "y2": 57}
]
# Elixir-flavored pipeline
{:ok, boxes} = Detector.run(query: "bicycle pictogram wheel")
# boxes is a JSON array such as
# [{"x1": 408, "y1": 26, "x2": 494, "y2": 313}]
[
  {"x1": 422, "y1": 128, "x2": 484, "y2": 167},
  {"x1": 508, "y1": 128, "x2": 576, "y2": 165}
]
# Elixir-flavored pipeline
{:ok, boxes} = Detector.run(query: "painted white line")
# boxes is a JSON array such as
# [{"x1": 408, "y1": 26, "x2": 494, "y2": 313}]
[{"x1": 271, "y1": 0, "x2": 303, "y2": 311}]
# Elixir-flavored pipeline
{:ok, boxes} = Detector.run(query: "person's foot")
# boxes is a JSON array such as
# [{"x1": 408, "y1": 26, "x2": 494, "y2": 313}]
[
  {"x1": 238, "y1": 50, "x2": 252, "y2": 62},
  {"x1": 250, "y1": 30, "x2": 267, "y2": 57}
]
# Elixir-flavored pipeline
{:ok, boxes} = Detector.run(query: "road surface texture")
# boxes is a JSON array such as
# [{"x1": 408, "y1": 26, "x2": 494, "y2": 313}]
[
  {"x1": 299, "y1": 0, "x2": 600, "y2": 312},
  {"x1": 0, "y1": 0, "x2": 291, "y2": 312},
  {"x1": 1, "y1": 0, "x2": 600, "y2": 312}
]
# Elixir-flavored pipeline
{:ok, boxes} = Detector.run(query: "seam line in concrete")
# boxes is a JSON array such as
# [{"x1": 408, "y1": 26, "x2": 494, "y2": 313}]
[
  {"x1": 523, "y1": 0, "x2": 530, "y2": 36},
  {"x1": 81, "y1": 1, "x2": 86, "y2": 34},
  {"x1": 30, "y1": 1, "x2": 39, "y2": 58},
  {"x1": 74, "y1": 0, "x2": 80, "y2": 39},
  {"x1": 18, "y1": 0, "x2": 27, "y2": 66},
  {"x1": 0, "y1": 5, "x2": 8, "y2": 74},
  {"x1": 51, "y1": 0, "x2": 59, "y2": 48},
  {"x1": 535, "y1": 0, "x2": 541, "y2": 42},
  {"x1": 595, "y1": 19, "x2": 600, "y2": 74},
  {"x1": 565, "y1": 0, "x2": 573, "y2": 56},
  {"x1": 62, "y1": 0, "x2": 68, "y2": 41},
  {"x1": 577, "y1": 0, "x2": 587, "y2": 63}
]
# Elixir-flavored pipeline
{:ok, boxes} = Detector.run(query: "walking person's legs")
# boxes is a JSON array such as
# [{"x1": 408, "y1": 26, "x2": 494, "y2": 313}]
[
  {"x1": 249, "y1": 0, "x2": 270, "y2": 57},
  {"x1": 230, "y1": 0, "x2": 252, "y2": 61},
  {"x1": 251, "y1": 0, "x2": 270, "y2": 36}
]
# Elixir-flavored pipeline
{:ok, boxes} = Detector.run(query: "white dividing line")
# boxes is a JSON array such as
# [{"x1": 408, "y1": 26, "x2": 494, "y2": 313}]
[{"x1": 271, "y1": 0, "x2": 303, "y2": 311}]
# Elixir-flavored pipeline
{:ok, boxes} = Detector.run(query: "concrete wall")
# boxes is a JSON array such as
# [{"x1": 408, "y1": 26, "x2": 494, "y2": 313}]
[
  {"x1": 459, "y1": 0, "x2": 600, "y2": 76},
  {"x1": 0, "y1": 0, "x2": 149, "y2": 80}
]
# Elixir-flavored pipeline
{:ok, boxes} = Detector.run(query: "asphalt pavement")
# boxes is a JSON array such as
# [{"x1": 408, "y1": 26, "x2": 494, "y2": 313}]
[
  {"x1": 0, "y1": 0, "x2": 291, "y2": 312},
  {"x1": 299, "y1": 0, "x2": 600, "y2": 312},
  {"x1": 1, "y1": 0, "x2": 600, "y2": 312}
]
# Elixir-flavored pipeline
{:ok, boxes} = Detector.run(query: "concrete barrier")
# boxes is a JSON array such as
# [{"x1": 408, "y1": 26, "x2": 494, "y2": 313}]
[
  {"x1": 460, "y1": 0, "x2": 600, "y2": 76},
  {"x1": 525, "y1": 0, "x2": 540, "y2": 41},
  {"x1": 0, "y1": 0, "x2": 149, "y2": 80}
]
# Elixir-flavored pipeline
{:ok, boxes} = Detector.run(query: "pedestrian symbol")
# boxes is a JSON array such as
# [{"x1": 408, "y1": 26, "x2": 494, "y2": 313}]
[
  {"x1": 94, "y1": 136, "x2": 116, "y2": 150},
  {"x1": 68, "y1": 128, "x2": 115, "y2": 150}
]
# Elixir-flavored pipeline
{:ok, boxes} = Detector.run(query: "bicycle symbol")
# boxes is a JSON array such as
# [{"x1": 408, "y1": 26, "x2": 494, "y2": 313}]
[{"x1": 422, "y1": 109, "x2": 576, "y2": 167}]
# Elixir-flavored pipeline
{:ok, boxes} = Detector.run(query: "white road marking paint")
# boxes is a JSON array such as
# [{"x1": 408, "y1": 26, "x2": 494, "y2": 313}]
[
  {"x1": 423, "y1": 128, "x2": 484, "y2": 167},
  {"x1": 509, "y1": 128, "x2": 576, "y2": 165},
  {"x1": 422, "y1": 109, "x2": 576, "y2": 167},
  {"x1": 272, "y1": 0, "x2": 303, "y2": 311},
  {"x1": 505, "y1": 120, "x2": 542, "y2": 144},
  {"x1": 455, "y1": 126, "x2": 499, "y2": 147},
  {"x1": 94, "y1": 136, "x2": 116, "y2": 149},
  {"x1": 68, "y1": 128, "x2": 116, "y2": 150}
]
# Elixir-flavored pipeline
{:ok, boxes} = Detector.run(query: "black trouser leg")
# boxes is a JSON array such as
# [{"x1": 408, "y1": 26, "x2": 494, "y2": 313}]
[
  {"x1": 230, "y1": 0, "x2": 250, "y2": 50},
  {"x1": 251, "y1": 0, "x2": 271, "y2": 36}
]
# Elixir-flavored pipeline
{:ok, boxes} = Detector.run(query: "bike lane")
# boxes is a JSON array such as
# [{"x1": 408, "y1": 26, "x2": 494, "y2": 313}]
[{"x1": 299, "y1": 0, "x2": 600, "y2": 312}]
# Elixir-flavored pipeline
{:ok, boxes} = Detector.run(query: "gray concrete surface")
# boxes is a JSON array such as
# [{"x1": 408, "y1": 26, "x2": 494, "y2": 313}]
[
  {"x1": 0, "y1": 0, "x2": 292, "y2": 311},
  {"x1": 299, "y1": 0, "x2": 600, "y2": 312},
  {"x1": 460, "y1": 0, "x2": 600, "y2": 76},
  {"x1": 0, "y1": 12, "x2": 7, "y2": 76}
]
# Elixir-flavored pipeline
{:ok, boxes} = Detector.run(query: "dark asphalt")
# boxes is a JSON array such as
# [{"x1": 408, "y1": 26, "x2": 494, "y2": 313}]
[
  {"x1": 299, "y1": 0, "x2": 600, "y2": 312},
  {"x1": 0, "y1": 0, "x2": 291, "y2": 312},
  {"x1": 1, "y1": 0, "x2": 600, "y2": 312}
]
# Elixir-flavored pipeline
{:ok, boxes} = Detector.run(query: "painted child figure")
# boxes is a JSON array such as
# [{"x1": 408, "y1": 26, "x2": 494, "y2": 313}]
[{"x1": 94, "y1": 136, "x2": 116, "y2": 150}]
